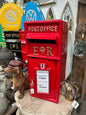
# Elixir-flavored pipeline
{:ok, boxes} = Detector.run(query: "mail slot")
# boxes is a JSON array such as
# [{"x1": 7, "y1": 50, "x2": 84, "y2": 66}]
[{"x1": 24, "y1": 20, "x2": 68, "y2": 103}]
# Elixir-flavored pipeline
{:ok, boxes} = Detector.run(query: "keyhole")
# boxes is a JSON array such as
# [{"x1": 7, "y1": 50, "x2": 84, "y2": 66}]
[{"x1": 41, "y1": 64, "x2": 45, "y2": 69}]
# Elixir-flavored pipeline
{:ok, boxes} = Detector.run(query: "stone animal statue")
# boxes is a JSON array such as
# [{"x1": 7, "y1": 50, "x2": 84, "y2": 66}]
[
  {"x1": 4, "y1": 60, "x2": 29, "y2": 99},
  {"x1": 5, "y1": 77, "x2": 15, "y2": 104},
  {"x1": 0, "y1": 46, "x2": 14, "y2": 68},
  {"x1": 0, "y1": 66, "x2": 9, "y2": 115}
]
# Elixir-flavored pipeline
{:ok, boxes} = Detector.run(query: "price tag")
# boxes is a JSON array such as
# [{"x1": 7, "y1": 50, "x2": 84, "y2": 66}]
[{"x1": 72, "y1": 100, "x2": 79, "y2": 109}]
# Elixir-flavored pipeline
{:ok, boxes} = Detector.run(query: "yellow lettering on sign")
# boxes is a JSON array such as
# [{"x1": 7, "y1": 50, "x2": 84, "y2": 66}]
[
  {"x1": 13, "y1": 44, "x2": 15, "y2": 48},
  {"x1": 12, "y1": 34, "x2": 19, "y2": 38},
  {"x1": 6, "y1": 34, "x2": 11, "y2": 37},
  {"x1": 16, "y1": 44, "x2": 19, "y2": 49},
  {"x1": 9, "y1": 44, "x2": 12, "y2": 49}
]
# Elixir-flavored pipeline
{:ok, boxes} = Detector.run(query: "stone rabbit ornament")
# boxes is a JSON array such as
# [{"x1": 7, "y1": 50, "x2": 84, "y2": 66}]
[{"x1": 4, "y1": 60, "x2": 29, "y2": 99}]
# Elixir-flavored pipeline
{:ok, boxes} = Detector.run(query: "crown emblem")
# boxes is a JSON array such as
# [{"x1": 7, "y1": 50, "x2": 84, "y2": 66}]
[{"x1": 39, "y1": 46, "x2": 46, "y2": 55}]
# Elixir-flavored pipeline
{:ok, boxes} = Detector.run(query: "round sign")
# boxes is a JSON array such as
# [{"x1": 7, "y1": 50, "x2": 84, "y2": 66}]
[
  {"x1": 0, "y1": 3, "x2": 23, "y2": 31},
  {"x1": 21, "y1": 1, "x2": 45, "y2": 30}
]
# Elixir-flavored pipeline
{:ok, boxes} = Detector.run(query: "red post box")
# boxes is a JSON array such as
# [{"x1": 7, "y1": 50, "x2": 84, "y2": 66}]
[
  {"x1": 24, "y1": 20, "x2": 68, "y2": 103},
  {"x1": 19, "y1": 31, "x2": 28, "y2": 68}
]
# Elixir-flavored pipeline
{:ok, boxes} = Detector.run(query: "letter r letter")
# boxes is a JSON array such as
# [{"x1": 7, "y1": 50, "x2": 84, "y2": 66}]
[{"x1": 47, "y1": 47, "x2": 53, "y2": 56}]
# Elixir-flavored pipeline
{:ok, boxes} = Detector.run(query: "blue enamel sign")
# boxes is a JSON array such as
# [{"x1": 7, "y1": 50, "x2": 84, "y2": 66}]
[{"x1": 21, "y1": 1, "x2": 45, "y2": 30}]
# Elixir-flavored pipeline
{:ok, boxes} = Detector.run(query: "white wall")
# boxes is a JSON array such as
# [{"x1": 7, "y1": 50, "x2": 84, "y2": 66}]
[
  {"x1": 40, "y1": 0, "x2": 78, "y2": 78},
  {"x1": 41, "y1": 0, "x2": 78, "y2": 41}
]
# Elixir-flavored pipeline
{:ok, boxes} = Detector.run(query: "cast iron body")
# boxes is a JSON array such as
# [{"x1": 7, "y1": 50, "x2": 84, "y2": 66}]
[{"x1": 24, "y1": 20, "x2": 68, "y2": 103}]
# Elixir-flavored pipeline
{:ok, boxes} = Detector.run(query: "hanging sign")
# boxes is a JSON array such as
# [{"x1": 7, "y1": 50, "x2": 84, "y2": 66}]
[
  {"x1": 0, "y1": 3, "x2": 23, "y2": 31},
  {"x1": 21, "y1": 1, "x2": 45, "y2": 30}
]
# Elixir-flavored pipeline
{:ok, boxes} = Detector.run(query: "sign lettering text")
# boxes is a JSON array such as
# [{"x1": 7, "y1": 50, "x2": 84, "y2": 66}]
[{"x1": 28, "y1": 26, "x2": 58, "y2": 32}]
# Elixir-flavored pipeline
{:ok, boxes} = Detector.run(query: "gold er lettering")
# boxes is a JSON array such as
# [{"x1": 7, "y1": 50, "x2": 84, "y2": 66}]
[{"x1": 33, "y1": 47, "x2": 53, "y2": 57}]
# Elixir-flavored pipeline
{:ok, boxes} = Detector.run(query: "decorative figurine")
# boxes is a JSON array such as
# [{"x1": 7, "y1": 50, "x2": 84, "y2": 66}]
[
  {"x1": 61, "y1": 80, "x2": 80, "y2": 101},
  {"x1": 0, "y1": 66, "x2": 9, "y2": 115},
  {"x1": 4, "y1": 60, "x2": 29, "y2": 99},
  {"x1": 0, "y1": 47, "x2": 14, "y2": 67},
  {"x1": 5, "y1": 76, "x2": 15, "y2": 104}
]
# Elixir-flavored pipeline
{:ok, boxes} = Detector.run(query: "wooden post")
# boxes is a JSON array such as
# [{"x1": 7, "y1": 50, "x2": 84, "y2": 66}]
[{"x1": 81, "y1": 64, "x2": 86, "y2": 101}]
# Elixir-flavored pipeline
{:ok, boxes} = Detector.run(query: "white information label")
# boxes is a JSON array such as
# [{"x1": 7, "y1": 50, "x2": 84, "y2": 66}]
[
  {"x1": 37, "y1": 70, "x2": 49, "y2": 93},
  {"x1": 72, "y1": 100, "x2": 79, "y2": 109}
]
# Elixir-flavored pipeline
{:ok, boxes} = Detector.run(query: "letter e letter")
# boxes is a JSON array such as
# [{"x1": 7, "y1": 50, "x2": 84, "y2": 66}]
[{"x1": 33, "y1": 47, "x2": 39, "y2": 56}]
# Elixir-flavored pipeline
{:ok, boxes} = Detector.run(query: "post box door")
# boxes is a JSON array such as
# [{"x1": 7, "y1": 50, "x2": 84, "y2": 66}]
[{"x1": 28, "y1": 58, "x2": 60, "y2": 103}]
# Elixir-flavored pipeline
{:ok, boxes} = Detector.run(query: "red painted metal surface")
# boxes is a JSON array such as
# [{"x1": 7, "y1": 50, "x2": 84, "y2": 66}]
[
  {"x1": 21, "y1": 52, "x2": 28, "y2": 68},
  {"x1": 24, "y1": 20, "x2": 68, "y2": 103},
  {"x1": 19, "y1": 31, "x2": 25, "y2": 42},
  {"x1": 19, "y1": 31, "x2": 28, "y2": 68}
]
